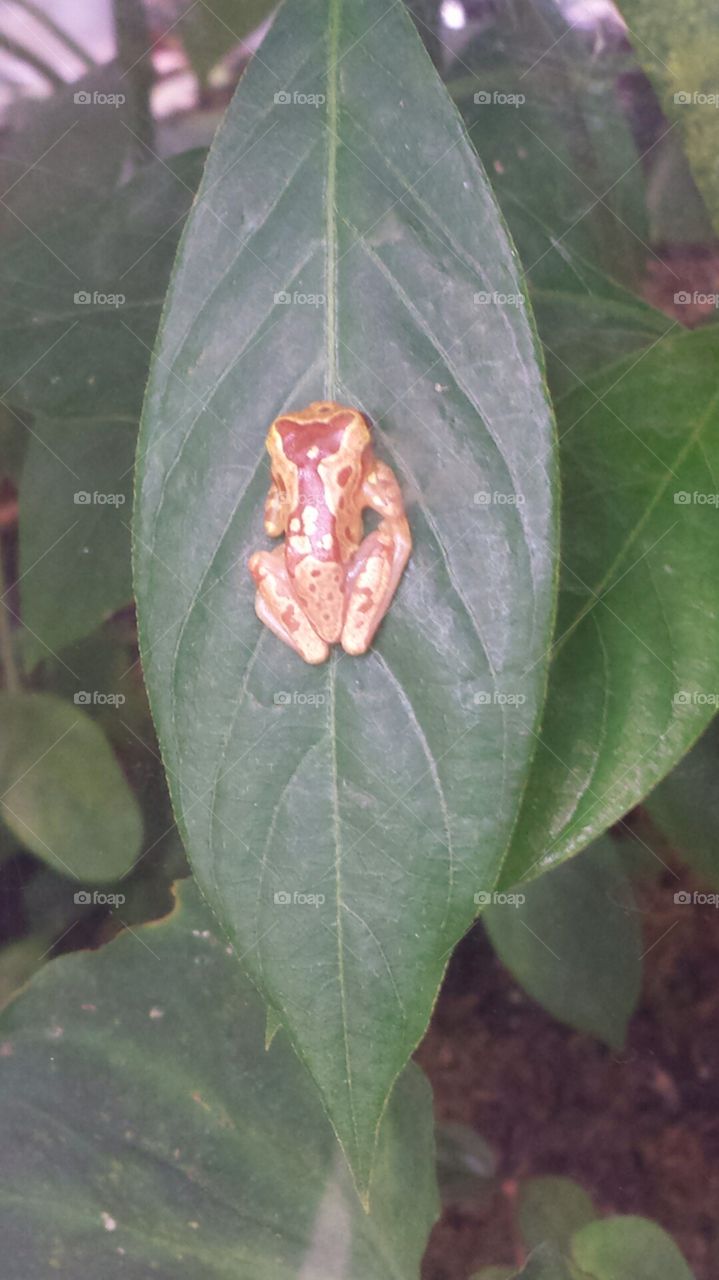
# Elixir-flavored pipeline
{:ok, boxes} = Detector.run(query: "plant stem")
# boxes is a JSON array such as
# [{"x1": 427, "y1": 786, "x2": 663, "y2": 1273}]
[
  {"x1": 0, "y1": 547, "x2": 21, "y2": 695},
  {"x1": 113, "y1": 0, "x2": 155, "y2": 153}
]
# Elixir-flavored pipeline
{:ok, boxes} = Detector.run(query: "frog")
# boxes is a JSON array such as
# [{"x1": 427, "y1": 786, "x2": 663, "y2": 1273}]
[{"x1": 249, "y1": 401, "x2": 411, "y2": 664}]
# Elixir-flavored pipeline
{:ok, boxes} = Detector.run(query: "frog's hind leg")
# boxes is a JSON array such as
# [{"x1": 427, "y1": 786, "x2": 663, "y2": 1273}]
[
  {"x1": 341, "y1": 515, "x2": 411, "y2": 656},
  {"x1": 249, "y1": 547, "x2": 329, "y2": 665}
]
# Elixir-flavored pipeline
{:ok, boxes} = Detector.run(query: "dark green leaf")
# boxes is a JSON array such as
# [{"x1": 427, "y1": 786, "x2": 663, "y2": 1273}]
[
  {"x1": 0, "y1": 68, "x2": 132, "y2": 240},
  {"x1": 19, "y1": 418, "x2": 134, "y2": 663},
  {"x1": 518, "y1": 1176, "x2": 597, "y2": 1253},
  {"x1": 435, "y1": 1122, "x2": 495, "y2": 1206},
  {"x1": 453, "y1": 0, "x2": 649, "y2": 285},
  {"x1": 570, "y1": 1216, "x2": 695, "y2": 1280},
  {"x1": 178, "y1": 0, "x2": 277, "y2": 83},
  {"x1": 0, "y1": 879, "x2": 439, "y2": 1279},
  {"x1": 501, "y1": 326, "x2": 719, "y2": 886},
  {"x1": 0, "y1": 692, "x2": 142, "y2": 881},
  {"x1": 646, "y1": 716, "x2": 719, "y2": 885},
  {"x1": 0, "y1": 152, "x2": 205, "y2": 658},
  {"x1": 515, "y1": 1241, "x2": 577, "y2": 1279},
  {"x1": 486, "y1": 838, "x2": 641, "y2": 1046},
  {"x1": 135, "y1": 0, "x2": 557, "y2": 1197},
  {"x1": 0, "y1": 150, "x2": 205, "y2": 421}
]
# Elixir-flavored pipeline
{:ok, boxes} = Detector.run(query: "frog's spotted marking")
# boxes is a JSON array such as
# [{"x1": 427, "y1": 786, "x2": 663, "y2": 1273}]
[{"x1": 248, "y1": 400, "x2": 411, "y2": 664}]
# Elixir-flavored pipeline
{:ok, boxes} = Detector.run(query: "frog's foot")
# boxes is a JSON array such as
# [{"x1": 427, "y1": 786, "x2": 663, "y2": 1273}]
[
  {"x1": 341, "y1": 516, "x2": 411, "y2": 656},
  {"x1": 249, "y1": 548, "x2": 329, "y2": 665}
]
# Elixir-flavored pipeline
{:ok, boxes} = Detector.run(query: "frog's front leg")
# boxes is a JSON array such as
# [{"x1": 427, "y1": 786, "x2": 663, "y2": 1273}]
[
  {"x1": 341, "y1": 514, "x2": 411, "y2": 655},
  {"x1": 249, "y1": 547, "x2": 329, "y2": 665}
]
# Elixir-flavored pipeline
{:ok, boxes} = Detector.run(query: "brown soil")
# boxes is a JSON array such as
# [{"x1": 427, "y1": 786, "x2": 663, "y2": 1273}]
[{"x1": 418, "y1": 865, "x2": 719, "y2": 1279}]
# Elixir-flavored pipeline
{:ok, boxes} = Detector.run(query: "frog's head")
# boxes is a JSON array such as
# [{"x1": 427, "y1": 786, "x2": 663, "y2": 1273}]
[{"x1": 270, "y1": 401, "x2": 370, "y2": 471}]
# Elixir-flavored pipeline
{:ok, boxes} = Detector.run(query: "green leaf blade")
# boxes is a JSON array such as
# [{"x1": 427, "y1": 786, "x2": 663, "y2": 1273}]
[
  {"x1": 0, "y1": 881, "x2": 439, "y2": 1279},
  {"x1": 135, "y1": 0, "x2": 557, "y2": 1195},
  {"x1": 487, "y1": 838, "x2": 642, "y2": 1046},
  {"x1": 0, "y1": 692, "x2": 142, "y2": 881},
  {"x1": 502, "y1": 326, "x2": 719, "y2": 886},
  {"x1": 571, "y1": 1215, "x2": 695, "y2": 1280}
]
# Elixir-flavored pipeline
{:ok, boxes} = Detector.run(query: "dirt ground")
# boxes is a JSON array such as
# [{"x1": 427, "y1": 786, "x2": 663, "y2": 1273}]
[{"x1": 417, "y1": 860, "x2": 719, "y2": 1279}]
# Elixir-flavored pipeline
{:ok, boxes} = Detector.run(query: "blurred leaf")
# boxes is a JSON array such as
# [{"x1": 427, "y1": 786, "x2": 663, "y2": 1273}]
[
  {"x1": 19, "y1": 418, "x2": 134, "y2": 664},
  {"x1": 570, "y1": 1216, "x2": 695, "y2": 1280},
  {"x1": 530, "y1": 276, "x2": 669, "y2": 400},
  {"x1": 0, "y1": 693, "x2": 142, "y2": 881},
  {"x1": 501, "y1": 326, "x2": 719, "y2": 886},
  {"x1": 453, "y1": 0, "x2": 648, "y2": 284},
  {"x1": 0, "y1": 67, "x2": 132, "y2": 239},
  {"x1": 0, "y1": 935, "x2": 49, "y2": 1012},
  {"x1": 135, "y1": 0, "x2": 557, "y2": 1197},
  {"x1": 0, "y1": 880, "x2": 439, "y2": 1279},
  {"x1": 644, "y1": 128, "x2": 715, "y2": 245},
  {"x1": 0, "y1": 152, "x2": 205, "y2": 659},
  {"x1": 518, "y1": 1176, "x2": 597, "y2": 1253},
  {"x1": 515, "y1": 1242, "x2": 577, "y2": 1278},
  {"x1": 178, "y1": 0, "x2": 276, "y2": 83},
  {"x1": 0, "y1": 149, "x2": 205, "y2": 420},
  {"x1": 435, "y1": 1122, "x2": 495, "y2": 1206},
  {"x1": 487, "y1": 838, "x2": 641, "y2": 1046},
  {"x1": 472, "y1": 1270, "x2": 515, "y2": 1280},
  {"x1": 646, "y1": 716, "x2": 719, "y2": 885},
  {"x1": 616, "y1": 0, "x2": 719, "y2": 234}
]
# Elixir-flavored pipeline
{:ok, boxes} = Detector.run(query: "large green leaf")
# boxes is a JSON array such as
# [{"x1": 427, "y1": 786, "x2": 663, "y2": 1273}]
[
  {"x1": 501, "y1": 326, "x2": 719, "y2": 886},
  {"x1": 616, "y1": 0, "x2": 719, "y2": 233},
  {"x1": 486, "y1": 838, "x2": 642, "y2": 1046},
  {"x1": 135, "y1": 0, "x2": 557, "y2": 1196},
  {"x1": 646, "y1": 716, "x2": 719, "y2": 885},
  {"x1": 570, "y1": 1216, "x2": 695, "y2": 1280},
  {"x1": 0, "y1": 692, "x2": 142, "y2": 880},
  {"x1": 0, "y1": 879, "x2": 438, "y2": 1279},
  {"x1": 0, "y1": 152, "x2": 205, "y2": 660}
]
